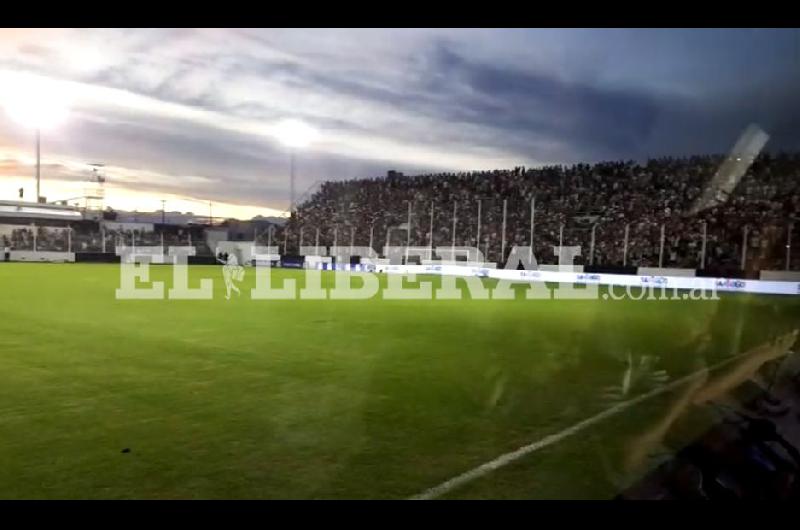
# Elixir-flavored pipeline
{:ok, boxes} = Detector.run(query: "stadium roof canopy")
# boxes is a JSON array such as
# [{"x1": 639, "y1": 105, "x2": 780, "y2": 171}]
[{"x1": 0, "y1": 200, "x2": 83, "y2": 222}]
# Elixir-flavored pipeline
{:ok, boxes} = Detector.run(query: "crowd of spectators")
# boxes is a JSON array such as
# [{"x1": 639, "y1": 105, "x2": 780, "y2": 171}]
[
  {"x1": 1, "y1": 224, "x2": 213, "y2": 255},
  {"x1": 3, "y1": 153, "x2": 797, "y2": 271},
  {"x1": 1, "y1": 226, "x2": 69, "y2": 252},
  {"x1": 278, "y1": 153, "x2": 800, "y2": 271}
]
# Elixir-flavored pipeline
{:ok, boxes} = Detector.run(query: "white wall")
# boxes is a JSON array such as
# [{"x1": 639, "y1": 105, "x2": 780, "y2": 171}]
[
  {"x1": 379, "y1": 264, "x2": 800, "y2": 296},
  {"x1": 305, "y1": 255, "x2": 331, "y2": 269},
  {"x1": 421, "y1": 259, "x2": 497, "y2": 268},
  {"x1": 638, "y1": 267, "x2": 697, "y2": 277},
  {"x1": 215, "y1": 241, "x2": 256, "y2": 264},
  {"x1": 760, "y1": 270, "x2": 800, "y2": 282},
  {"x1": 102, "y1": 221, "x2": 154, "y2": 232},
  {"x1": 9, "y1": 251, "x2": 75, "y2": 263},
  {"x1": 538, "y1": 264, "x2": 584, "y2": 272},
  {"x1": 113, "y1": 246, "x2": 170, "y2": 264},
  {"x1": 205, "y1": 229, "x2": 229, "y2": 256}
]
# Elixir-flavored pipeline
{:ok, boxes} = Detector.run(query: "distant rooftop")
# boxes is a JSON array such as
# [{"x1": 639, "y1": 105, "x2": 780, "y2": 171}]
[{"x1": 0, "y1": 200, "x2": 83, "y2": 221}]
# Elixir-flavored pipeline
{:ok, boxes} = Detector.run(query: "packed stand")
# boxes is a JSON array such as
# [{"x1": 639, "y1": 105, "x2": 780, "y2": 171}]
[{"x1": 279, "y1": 153, "x2": 800, "y2": 271}]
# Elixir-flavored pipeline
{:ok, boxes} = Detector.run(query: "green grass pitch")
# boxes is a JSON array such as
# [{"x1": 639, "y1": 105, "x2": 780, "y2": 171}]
[{"x1": 0, "y1": 263, "x2": 798, "y2": 499}]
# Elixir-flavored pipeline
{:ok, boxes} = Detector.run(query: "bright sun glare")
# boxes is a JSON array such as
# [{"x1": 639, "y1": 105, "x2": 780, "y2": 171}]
[
  {"x1": 274, "y1": 118, "x2": 319, "y2": 149},
  {"x1": 0, "y1": 71, "x2": 71, "y2": 130}
]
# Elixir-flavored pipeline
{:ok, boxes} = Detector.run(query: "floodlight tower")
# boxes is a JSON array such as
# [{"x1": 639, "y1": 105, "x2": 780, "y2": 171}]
[
  {"x1": 1, "y1": 74, "x2": 70, "y2": 203},
  {"x1": 275, "y1": 119, "x2": 318, "y2": 214}
]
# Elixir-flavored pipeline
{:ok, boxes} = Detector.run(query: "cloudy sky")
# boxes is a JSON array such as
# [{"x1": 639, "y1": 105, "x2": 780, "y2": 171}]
[{"x1": 0, "y1": 28, "x2": 798, "y2": 219}]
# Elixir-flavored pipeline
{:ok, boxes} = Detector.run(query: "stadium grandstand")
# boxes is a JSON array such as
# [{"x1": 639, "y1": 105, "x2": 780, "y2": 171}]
[
  {"x1": 3, "y1": 152, "x2": 799, "y2": 280},
  {"x1": 0, "y1": 198, "x2": 284, "y2": 262},
  {"x1": 270, "y1": 153, "x2": 800, "y2": 278}
]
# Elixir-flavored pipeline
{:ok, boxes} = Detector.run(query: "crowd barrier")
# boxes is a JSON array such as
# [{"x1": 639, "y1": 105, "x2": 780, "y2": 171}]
[
  {"x1": 74, "y1": 251, "x2": 216, "y2": 265},
  {"x1": 318, "y1": 262, "x2": 376, "y2": 272},
  {"x1": 696, "y1": 268, "x2": 749, "y2": 279},
  {"x1": 583, "y1": 265, "x2": 639, "y2": 275},
  {"x1": 75, "y1": 252, "x2": 120, "y2": 263},
  {"x1": 279, "y1": 255, "x2": 306, "y2": 269},
  {"x1": 188, "y1": 256, "x2": 218, "y2": 265},
  {"x1": 119, "y1": 246, "x2": 171, "y2": 264}
]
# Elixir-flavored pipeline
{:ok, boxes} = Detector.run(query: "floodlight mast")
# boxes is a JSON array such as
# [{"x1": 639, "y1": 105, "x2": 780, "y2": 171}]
[
  {"x1": 1, "y1": 74, "x2": 70, "y2": 203},
  {"x1": 290, "y1": 150, "x2": 296, "y2": 214},
  {"x1": 36, "y1": 129, "x2": 40, "y2": 202},
  {"x1": 275, "y1": 119, "x2": 318, "y2": 215}
]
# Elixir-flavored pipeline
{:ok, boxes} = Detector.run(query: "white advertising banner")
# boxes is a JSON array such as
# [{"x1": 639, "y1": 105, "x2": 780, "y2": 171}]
[{"x1": 375, "y1": 264, "x2": 800, "y2": 296}]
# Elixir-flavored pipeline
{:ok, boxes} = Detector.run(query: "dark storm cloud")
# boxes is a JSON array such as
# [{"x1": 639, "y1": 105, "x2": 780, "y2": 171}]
[
  {"x1": 64, "y1": 30, "x2": 800, "y2": 164},
  {"x1": 200, "y1": 34, "x2": 800, "y2": 165},
  {"x1": 411, "y1": 43, "x2": 667, "y2": 162},
  {"x1": 402, "y1": 40, "x2": 800, "y2": 162}
]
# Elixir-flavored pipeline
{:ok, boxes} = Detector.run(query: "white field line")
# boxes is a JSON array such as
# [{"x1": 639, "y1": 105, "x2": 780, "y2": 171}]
[{"x1": 410, "y1": 350, "x2": 751, "y2": 500}]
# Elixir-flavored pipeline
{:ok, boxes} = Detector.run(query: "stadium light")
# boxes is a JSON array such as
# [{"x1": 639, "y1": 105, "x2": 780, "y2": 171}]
[
  {"x1": 0, "y1": 73, "x2": 71, "y2": 202},
  {"x1": 275, "y1": 118, "x2": 318, "y2": 149},
  {"x1": 274, "y1": 119, "x2": 319, "y2": 214}
]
